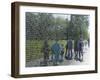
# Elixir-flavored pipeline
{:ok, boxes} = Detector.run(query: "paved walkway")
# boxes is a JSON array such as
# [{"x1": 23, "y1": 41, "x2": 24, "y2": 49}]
[{"x1": 26, "y1": 45, "x2": 90, "y2": 67}]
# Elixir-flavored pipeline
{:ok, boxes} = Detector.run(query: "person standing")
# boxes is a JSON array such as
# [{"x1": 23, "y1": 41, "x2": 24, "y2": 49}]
[
  {"x1": 42, "y1": 40, "x2": 50, "y2": 66},
  {"x1": 51, "y1": 40, "x2": 61, "y2": 65},
  {"x1": 66, "y1": 38, "x2": 73, "y2": 60},
  {"x1": 59, "y1": 44, "x2": 64, "y2": 62},
  {"x1": 74, "y1": 40, "x2": 78, "y2": 60},
  {"x1": 77, "y1": 37, "x2": 84, "y2": 62}
]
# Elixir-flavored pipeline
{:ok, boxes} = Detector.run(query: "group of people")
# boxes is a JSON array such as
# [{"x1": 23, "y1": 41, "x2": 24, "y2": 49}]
[{"x1": 41, "y1": 37, "x2": 86, "y2": 66}]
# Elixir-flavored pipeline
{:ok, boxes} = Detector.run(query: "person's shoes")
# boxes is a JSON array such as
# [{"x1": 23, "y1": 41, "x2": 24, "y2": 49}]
[
  {"x1": 74, "y1": 58, "x2": 78, "y2": 61},
  {"x1": 78, "y1": 59, "x2": 83, "y2": 62}
]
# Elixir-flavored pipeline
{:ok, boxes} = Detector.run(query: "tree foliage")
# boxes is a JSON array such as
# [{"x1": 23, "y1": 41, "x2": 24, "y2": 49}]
[
  {"x1": 66, "y1": 15, "x2": 89, "y2": 40},
  {"x1": 26, "y1": 12, "x2": 89, "y2": 40}
]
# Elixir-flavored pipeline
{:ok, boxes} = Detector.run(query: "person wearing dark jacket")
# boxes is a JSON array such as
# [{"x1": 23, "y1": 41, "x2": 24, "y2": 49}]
[
  {"x1": 77, "y1": 37, "x2": 84, "y2": 62},
  {"x1": 74, "y1": 40, "x2": 78, "y2": 60},
  {"x1": 42, "y1": 40, "x2": 50, "y2": 66},
  {"x1": 65, "y1": 39, "x2": 73, "y2": 60}
]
